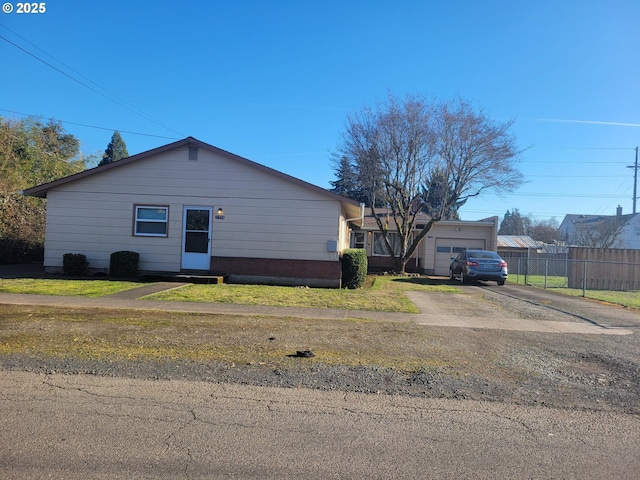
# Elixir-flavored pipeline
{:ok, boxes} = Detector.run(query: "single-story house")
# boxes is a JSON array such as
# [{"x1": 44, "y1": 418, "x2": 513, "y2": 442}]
[
  {"x1": 22, "y1": 137, "x2": 364, "y2": 288},
  {"x1": 351, "y1": 209, "x2": 498, "y2": 275},
  {"x1": 559, "y1": 206, "x2": 640, "y2": 249}
]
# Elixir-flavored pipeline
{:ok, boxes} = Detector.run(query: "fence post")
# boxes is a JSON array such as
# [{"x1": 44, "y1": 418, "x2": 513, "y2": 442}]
[
  {"x1": 544, "y1": 258, "x2": 548, "y2": 289},
  {"x1": 582, "y1": 260, "x2": 587, "y2": 297}
]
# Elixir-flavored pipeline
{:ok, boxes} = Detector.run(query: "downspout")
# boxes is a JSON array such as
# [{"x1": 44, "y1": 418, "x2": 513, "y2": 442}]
[
  {"x1": 345, "y1": 203, "x2": 365, "y2": 224},
  {"x1": 344, "y1": 203, "x2": 365, "y2": 250}
]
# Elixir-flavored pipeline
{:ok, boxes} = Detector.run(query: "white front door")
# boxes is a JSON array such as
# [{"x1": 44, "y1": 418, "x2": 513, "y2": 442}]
[{"x1": 181, "y1": 207, "x2": 212, "y2": 270}]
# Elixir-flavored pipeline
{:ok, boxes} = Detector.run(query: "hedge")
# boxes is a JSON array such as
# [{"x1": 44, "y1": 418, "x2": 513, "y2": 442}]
[
  {"x1": 0, "y1": 238, "x2": 44, "y2": 264},
  {"x1": 63, "y1": 253, "x2": 89, "y2": 276},
  {"x1": 109, "y1": 251, "x2": 140, "y2": 278},
  {"x1": 341, "y1": 248, "x2": 368, "y2": 289}
]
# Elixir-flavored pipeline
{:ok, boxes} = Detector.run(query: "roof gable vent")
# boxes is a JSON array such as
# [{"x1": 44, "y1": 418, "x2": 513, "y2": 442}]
[{"x1": 188, "y1": 146, "x2": 198, "y2": 161}]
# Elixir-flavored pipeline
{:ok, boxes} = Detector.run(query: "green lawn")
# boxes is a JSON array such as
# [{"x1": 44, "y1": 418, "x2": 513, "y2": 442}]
[
  {"x1": 550, "y1": 288, "x2": 640, "y2": 310},
  {"x1": 509, "y1": 275, "x2": 568, "y2": 288},
  {"x1": 0, "y1": 276, "x2": 462, "y2": 313},
  {"x1": 508, "y1": 276, "x2": 640, "y2": 310},
  {"x1": 145, "y1": 276, "x2": 462, "y2": 313},
  {"x1": 0, "y1": 278, "x2": 148, "y2": 297}
]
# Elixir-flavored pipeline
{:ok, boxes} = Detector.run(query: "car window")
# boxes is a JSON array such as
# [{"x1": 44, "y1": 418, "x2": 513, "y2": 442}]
[{"x1": 468, "y1": 251, "x2": 499, "y2": 260}]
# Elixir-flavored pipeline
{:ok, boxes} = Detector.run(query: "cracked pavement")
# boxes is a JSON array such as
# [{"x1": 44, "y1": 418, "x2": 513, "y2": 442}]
[{"x1": 1, "y1": 370, "x2": 639, "y2": 479}]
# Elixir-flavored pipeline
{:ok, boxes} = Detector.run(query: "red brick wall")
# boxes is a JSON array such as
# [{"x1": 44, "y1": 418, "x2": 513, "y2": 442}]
[{"x1": 210, "y1": 256, "x2": 341, "y2": 282}]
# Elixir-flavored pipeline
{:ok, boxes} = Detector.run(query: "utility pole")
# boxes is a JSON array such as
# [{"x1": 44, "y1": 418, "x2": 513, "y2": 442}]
[{"x1": 628, "y1": 147, "x2": 639, "y2": 214}]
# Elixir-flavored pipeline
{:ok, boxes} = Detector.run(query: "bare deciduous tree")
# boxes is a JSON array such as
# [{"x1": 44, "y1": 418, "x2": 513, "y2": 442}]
[
  {"x1": 573, "y1": 217, "x2": 626, "y2": 248},
  {"x1": 335, "y1": 93, "x2": 523, "y2": 273}
]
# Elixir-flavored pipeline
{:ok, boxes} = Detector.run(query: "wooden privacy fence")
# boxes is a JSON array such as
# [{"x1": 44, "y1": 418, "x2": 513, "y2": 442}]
[{"x1": 568, "y1": 247, "x2": 640, "y2": 291}]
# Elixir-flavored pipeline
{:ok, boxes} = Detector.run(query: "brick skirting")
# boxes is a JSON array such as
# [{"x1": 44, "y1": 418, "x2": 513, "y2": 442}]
[{"x1": 210, "y1": 256, "x2": 342, "y2": 288}]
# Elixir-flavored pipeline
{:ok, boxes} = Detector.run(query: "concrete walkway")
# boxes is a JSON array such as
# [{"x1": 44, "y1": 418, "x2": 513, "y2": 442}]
[{"x1": 0, "y1": 282, "x2": 633, "y2": 335}]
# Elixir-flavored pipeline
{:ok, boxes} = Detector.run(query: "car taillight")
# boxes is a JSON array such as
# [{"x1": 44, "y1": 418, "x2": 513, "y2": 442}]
[
  {"x1": 498, "y1": 261, "x2": 508, "y2": 268},
  {"x1": 466, "y1": 261, "x2": 479, "y2": 267}
]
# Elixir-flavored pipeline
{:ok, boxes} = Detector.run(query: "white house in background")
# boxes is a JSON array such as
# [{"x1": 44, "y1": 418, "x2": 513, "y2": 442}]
[
  {"x1": 351, "y1": 209, "x2": 498, "y2": 275},
  {"x1": 559, "y1": 206, "x2": 640, "y2": 249},
  {"x1": 22, "y1": 137, "x2": 364, "y2": 287}
]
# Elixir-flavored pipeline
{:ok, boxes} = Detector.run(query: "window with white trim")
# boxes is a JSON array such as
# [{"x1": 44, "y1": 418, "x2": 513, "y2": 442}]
[
  {"x1": 373, "y1": 232, "x2": 403, "y2": 256},
  {"x1": 352, "y1": 232, "x2": 365, "y2": 249},
  {"x1": 134, "y1": 206, "x2": 168, "y2": 236}
]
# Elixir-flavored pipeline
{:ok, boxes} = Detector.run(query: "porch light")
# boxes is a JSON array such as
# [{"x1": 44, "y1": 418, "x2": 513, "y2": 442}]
[{"x1": 217, "y1": 208, "x2": 224, "y2": 215}]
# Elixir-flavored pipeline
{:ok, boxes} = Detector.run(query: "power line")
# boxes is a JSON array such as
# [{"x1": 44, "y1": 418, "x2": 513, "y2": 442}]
[
  {"x1": 503, "y1": 192, "x2": 628, "y2": 199},
  {"x1": 520, "y1": 160, "x2": 628, "y2": 164},
  {"x1": 526, "y1": 174, "x2": 627, "y2": 178},
  {"x1": 531, "y1": 146, "x2": 634, "y2": 151},
  {"x1": 0, "y1": 109, "x2": 180, "y2": 140},
  {"x1": 0, "y1": 30, "x2": 185, "y2": 137}
]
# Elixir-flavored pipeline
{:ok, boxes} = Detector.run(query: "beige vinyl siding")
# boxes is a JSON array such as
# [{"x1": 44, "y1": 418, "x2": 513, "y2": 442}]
[{"x1": 42, "y1": 146, "x2": 344, "y2": 272}]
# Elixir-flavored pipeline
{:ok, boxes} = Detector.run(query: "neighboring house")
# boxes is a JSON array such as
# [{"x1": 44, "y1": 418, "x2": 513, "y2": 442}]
[
  {"x1": 351, "y1": 209, "x2": 498, "y2": 275},
  {"x1": 559, "y1": 206, "x2": 640, "y2": 249},
  {"x1": 22, "y1": 137, "x2": 364, "y2": 288}
]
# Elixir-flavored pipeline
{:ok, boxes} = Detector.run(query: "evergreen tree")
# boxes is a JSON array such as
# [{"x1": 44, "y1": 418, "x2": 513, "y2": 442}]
[
  {"x1": 330, "y1": 156, "x2": 359, "y2": 198},
  {"x1": 420, "y1": 169, "x2": 466, "y2": 220},
  {"x1": 99, "y1": 131, "x2": 129, "y2": 166},
  {"x1": 498, "y1": 209, "x2": 531, "y2": 235}
]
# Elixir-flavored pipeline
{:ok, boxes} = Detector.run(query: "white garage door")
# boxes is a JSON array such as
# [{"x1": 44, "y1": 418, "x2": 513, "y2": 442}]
[{"x1": 434, "y1": 238, "x2": 486, "y2": 276}]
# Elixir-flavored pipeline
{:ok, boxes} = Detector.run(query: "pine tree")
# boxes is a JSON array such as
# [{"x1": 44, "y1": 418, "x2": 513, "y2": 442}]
[
  {"x1": 498, "y1": 209, "x2": 531, "y2": 235},
  {"x1": 420, "y1": 169, "x2": 466, "y2": 220},
  {"x1": 99, "y1": 131, "x2": 129, "y2": 166}
]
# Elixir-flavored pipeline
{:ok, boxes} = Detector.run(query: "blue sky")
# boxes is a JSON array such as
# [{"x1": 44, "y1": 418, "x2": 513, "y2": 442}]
[{"x1": 2, "y1": 0, "x2": 639, "y2": 222}]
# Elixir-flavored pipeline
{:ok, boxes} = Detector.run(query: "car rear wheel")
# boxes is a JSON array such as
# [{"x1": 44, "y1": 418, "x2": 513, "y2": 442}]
[
  {"x1": 497, "y1": 280, "x2": 505, "y2": 286},
  {"x1": 460, "y1": 271, "x2": 466, "y2": 284}
]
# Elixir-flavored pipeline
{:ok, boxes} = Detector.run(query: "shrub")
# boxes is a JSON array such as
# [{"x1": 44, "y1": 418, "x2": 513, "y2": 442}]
[
  {"x1": 109, "y1": 251, "x2": 140, "y2": 278},
  {"x1": 63, "y1": 253, "x2": 89, "y2": 276},
  {"x1": 342, "y1": 248, "x2": 368, "y2": 289},
  {"x1": 0, "y1": 237, "x2": 44, "y2": 264}
]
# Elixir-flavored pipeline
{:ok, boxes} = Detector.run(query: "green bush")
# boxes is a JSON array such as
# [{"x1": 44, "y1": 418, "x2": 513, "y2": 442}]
[
  {"x1": 0, "y1": 238, "x2": 44, "y2": 264},
  {"x1": 342, "y1": 248, "x2": 368, "y2": 289},
  {"x1": 63, "y1": 253, "x2": 89, "y2": 276},
  {"x1": 109, "y1": 251, "x2": 140, "y2": 278}
]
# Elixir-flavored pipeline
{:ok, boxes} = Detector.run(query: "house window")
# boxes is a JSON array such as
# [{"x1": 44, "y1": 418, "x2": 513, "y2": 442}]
[
  {"x1": 373, "y1": 232, "x2": 402, "y2": 256},
  {"x1": 134, "y1": 206, "x2": 168, "y2": 236},
  {"x1": 352, "y1": 232, "x2": 365, "y2": 249}
]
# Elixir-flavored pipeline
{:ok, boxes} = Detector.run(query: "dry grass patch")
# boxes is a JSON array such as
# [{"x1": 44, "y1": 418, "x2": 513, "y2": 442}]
[{"x1": 0, "y1": 304, "x2": 458, "y2": 371}]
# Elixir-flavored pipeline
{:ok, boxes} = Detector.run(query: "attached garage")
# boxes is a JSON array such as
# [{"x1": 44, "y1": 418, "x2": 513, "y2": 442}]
[
  {"x1": 422, "y1": 219, "x2": 498, "y2": 276},
  {"x1": 351, "y1": 212, "x2": 498, "y2": 275},
  {"x1": 433, "y1": 238, "x2": 487, "y2": 276}
]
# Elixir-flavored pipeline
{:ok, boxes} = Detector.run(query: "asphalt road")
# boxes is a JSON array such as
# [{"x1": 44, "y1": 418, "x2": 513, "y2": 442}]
[
  {"x1": 1, "y1": 370, "x2": 639, "y2": 480},
  {"x1": 2, "y1": 273, "x2": 640, "y2": 478}
]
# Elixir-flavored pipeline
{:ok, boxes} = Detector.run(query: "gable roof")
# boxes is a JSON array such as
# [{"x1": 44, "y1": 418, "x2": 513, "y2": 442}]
[
  {"x1": 21, "y1": 136, "x2": 363, "y2": 222},
  {"x1": 357, "y1": 207, "x2": 432, "y2": 230},
  {"x1": 561, "y1": 212, "x2": 636, "y2": 229}
]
